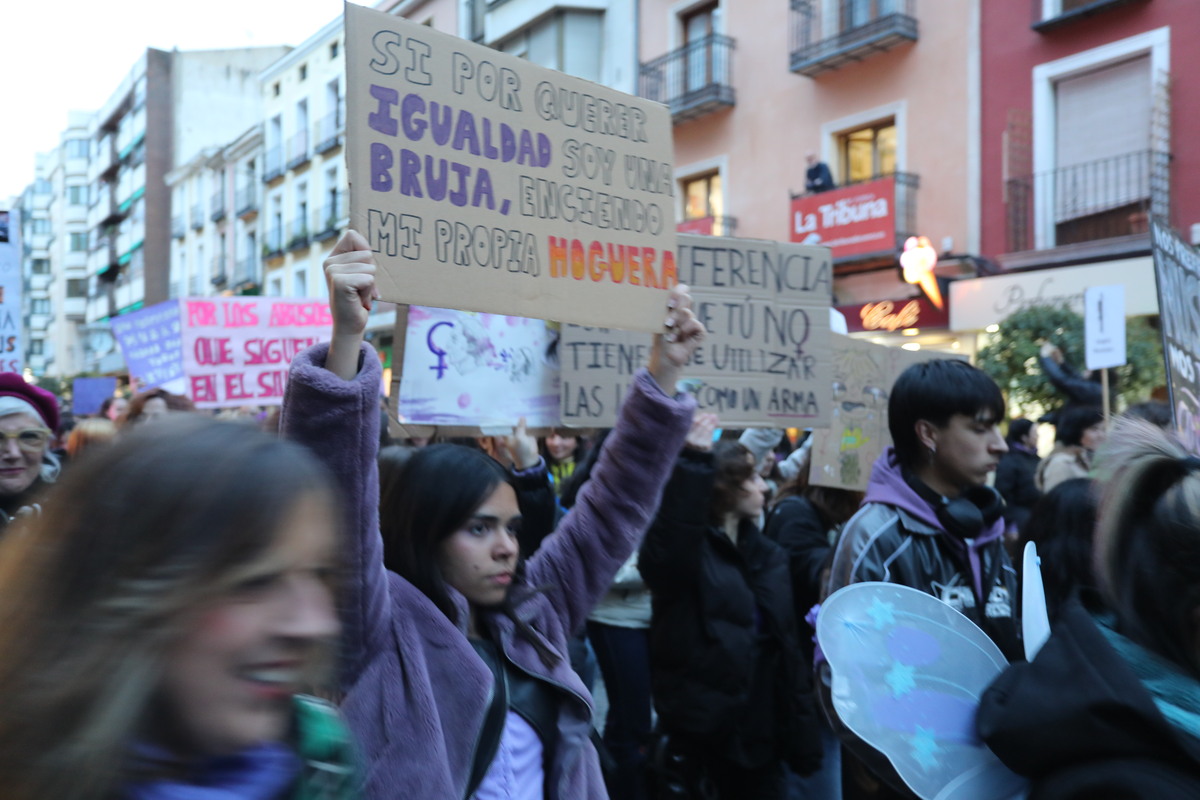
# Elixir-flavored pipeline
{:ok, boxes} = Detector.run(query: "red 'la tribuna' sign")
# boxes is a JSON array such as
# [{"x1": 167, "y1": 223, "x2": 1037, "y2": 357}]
[{"x1": 790, "y1": 176, "x2": 896, "y2": 260}]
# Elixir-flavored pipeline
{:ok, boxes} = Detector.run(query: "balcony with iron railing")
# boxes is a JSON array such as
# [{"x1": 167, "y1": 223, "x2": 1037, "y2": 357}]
[
  {"x1": 313, "y1": 197, "x2": 345, "y2": 243},
  {"x1": 790, "y1": 171, "x2": 920, "y2": 262},
  {"x1": 263, "y1": 147, "x2": 284, "y2": 183},
  {"x1": 287, "y1": 221, "x2": 311, "y2": 252},
  {"x1": 211, "y1": 190, "x2": 226, "y2": 222},
  {"x1": 263, "y1": 227, "x2": 285, "y2": 260},
  {"x1": 287, "y1": 130, "x2": 311, "y2": 171},
  {"x1": 1032, "y1": 0, "x2": 1149, "y2": 32},
  {"x1": 790, "y1": 0, "x2": 918, "y2": 77},
  {"x1": 211, "y1": 255, "x2": 228, "y2": 288},
  {"x1": 236, "y1": 185, "x2": 258, "y2": 217},
  {"x1": 190, "y1": 203, "x2": 204, "y2": 230},
  {"x1": 1004, "y1": 149, "x2": 1166, "y2": 261},
  {"x1": 639, "y1": 34, "x2": 736, "y2": 124},
  {"x1": 315, "y1": 108, "x2": 343, "y2": 155},
  {"x1": 234, "y1": 256, "x2": 258, "y2": 288}
]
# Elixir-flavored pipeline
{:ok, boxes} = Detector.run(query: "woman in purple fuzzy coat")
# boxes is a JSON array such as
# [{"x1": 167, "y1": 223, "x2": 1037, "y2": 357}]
[{"x1": 282, "y1": 231, "x2": 704, "y2": 800}]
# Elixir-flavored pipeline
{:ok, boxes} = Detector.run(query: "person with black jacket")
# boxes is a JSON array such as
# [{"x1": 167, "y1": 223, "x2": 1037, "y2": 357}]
[
  {"x1": 978, "y1": 417, "x2": 1200, "y2": 797},
  {"x1": 993, "y1": 417, "x2": 1041, "y2": 536},
  {"x1": 1037, "y1": 342, "x2": 1116, "y2": 425},
  {"x1": 640, "y1": 413, "x2": 822, "y2": 799},
  {"x1": 764, "y1": 462, "x2": 863, "y2": 799}
]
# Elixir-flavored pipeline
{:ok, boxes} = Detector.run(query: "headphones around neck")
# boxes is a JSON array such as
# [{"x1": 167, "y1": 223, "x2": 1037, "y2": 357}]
[{"x1": 903, "y1": 469, "x2": 1005, "y2": 539}]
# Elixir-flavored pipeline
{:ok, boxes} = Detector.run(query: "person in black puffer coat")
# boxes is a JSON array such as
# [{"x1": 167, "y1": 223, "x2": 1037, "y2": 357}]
[
  {"x1": 978, "y1": 418, "x2": 1200, "y2": 798},
  {"x1": 640, "y1": 414, "x2": 822, "y2": 800}
]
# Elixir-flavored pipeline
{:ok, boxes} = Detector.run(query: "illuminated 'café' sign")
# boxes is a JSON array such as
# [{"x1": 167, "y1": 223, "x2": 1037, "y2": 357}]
[
  {"x1": 790, "y1": 176, "x2": 896, "y2": 260},
  {"x1": 837, "y1": 296, "x2": 950, "y2": 333}
]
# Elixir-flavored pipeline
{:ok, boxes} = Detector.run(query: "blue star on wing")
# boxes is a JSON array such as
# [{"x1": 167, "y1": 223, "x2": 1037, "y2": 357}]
[
  {"x1": 886, "y1": 661, "x2": 916, "y2": 697},
  {"x1": 867, "y1": 597, "x2": 896, "y2": 629},
  {"x1": 910, "y1": 726, "x2": 941, "y2": 770}
]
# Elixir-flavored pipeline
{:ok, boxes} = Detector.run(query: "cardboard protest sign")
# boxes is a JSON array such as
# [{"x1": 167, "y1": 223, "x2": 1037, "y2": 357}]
[
  {"x1": 180, "y1": 297, "x2": 333, "y2": 409},
  {"x1": 0, "y1": 209, "x2": 22, "y2": 374},
  {"x1": 72, "y1": 377, "x2": 118, "y2": 416},
  {"x1": 396, "y1": 305, "x2": 559, "y2": 428},
  {"x1": 111, "y1": 300, "x2": 185, "y2": 392},
  {"x1": 1151, "y1": 221, "x2": 1200, "y2": 453},
  {"x1": 559, "y1": 235, "x2": 833, "y2": 427},
  {"x1": 808, "y1": 336, "x2": 961, "y2": 491},
  {"x1": 345, "y1": 2, "x2": 677, "y2": 333}
]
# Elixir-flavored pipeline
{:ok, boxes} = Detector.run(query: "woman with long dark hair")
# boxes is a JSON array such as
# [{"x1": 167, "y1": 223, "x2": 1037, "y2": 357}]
[
  {"x1": 283, "y1": 231, "x2": 704, "y2": 799},
  {"x1": 640, "y1": 417, "x2": 822, "y2": 799},
  {"x1": 0, "y1": 416, "x2": 357, "y2": 799}
]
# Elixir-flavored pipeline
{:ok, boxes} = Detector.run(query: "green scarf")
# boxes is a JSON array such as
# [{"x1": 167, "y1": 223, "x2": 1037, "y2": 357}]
[
  {"x1": 291, "y1": 695, "x2": 361, "y2": 800},
  {"x1": 1096, "y1": 616, "x2": 1200, "y2": 743}
]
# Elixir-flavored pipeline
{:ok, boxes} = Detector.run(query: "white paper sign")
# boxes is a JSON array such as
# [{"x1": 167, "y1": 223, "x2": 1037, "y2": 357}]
[{"x1": 1084, "y1": 285, "x2": 1126, "y2": 371}]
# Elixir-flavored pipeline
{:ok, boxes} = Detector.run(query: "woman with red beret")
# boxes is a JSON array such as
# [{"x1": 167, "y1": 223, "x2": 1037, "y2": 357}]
[{"x1": 0, "y1": 373, "x2": 61, "y2": 532}]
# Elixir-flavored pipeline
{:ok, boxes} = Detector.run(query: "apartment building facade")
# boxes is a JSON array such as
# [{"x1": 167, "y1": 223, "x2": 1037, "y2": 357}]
[
  {"x1": 636, "y1": 0, "x2": 985, "y2": 355},
  {"x1": 258, "y1": 17, "x2": 346, "y2": 305},
  {"x1": 950, "y1": 0, "x2": 1200, "y2": 338},
  {"x1": 35, "y1": 113, "x2": 94, "y2": 377},
  {"x1": 82, "y1": 46, "x2": 289, "y2": 374},
  {"x1": 166, "y1": 124, "x2": 268, "y2": 303},
  {"x1": 17, "y1": 162, "x2": 53, "y2": 376}
]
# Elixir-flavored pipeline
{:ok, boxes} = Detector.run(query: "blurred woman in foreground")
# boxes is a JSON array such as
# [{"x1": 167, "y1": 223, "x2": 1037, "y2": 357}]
[{"x1": 0, "y1": 416, "x2": 358, "y2": 800}]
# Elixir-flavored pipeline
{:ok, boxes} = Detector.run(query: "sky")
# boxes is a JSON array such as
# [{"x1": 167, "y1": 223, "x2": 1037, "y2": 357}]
[{"x1": 1, "y1": 0, "x2": 347, "y2": 202}]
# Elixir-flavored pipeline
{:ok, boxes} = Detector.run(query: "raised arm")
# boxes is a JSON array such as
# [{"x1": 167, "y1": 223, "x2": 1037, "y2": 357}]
[
  {"x1": 524, "y1": 285, "x2": 703, "y2": 633},
  {"x1": 282, "y1": 230, "x2": 388, "y2": 689},
  {"x1": 495, "y1": 418, "x2": 559, "y2": 556}
]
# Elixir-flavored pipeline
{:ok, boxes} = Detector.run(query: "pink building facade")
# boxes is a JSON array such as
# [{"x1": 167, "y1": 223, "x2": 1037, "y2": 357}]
[{"x1": 637, "y1": 0, "x2": 984, "y2": 353}]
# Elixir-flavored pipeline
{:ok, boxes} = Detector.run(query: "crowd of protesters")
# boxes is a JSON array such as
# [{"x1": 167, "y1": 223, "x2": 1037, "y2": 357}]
[{"x1": 1, "y1": 230, "x2": 1199, "y2": 800}]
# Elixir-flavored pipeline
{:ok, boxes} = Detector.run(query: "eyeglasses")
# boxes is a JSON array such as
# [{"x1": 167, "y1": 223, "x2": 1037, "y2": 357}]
[{"x1": 0, "y1": 428, "x2": 51, "y2": 452}]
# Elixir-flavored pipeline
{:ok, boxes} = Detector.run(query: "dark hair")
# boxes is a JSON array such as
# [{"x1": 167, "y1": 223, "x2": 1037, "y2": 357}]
[
  {"x1": 711, "y1": 440, "x2": 756, "y2": 523},
  {"x1": 1056, "y1": 405, "x2": 1104, "y2": 447},
  {"x1": 0, "y1": 416, "x2": 337, "y2": 799},
  {"x1": 774, "y1": 467, "x2": 864, "y2": 530},
  {"x1": 378, "y1": 444, "x2": 417, "y2": 497},
  {"x1": 1018, "y1": 478, "x2": 1100, "y2": 618},
  {"x1": 1006, "y1": 418, "x2": 1034, "y2": 445},
  {"x1": 538, "y1": 430, "x2": 588, "y2": 467},
  {"x1": 1125, "y1": 401, "x2": 1172, "y2": 430},
  {"x1": 379, "y1": 443, "x2": 509, "y2": 624},
  {"x1": 1094, "y1": 418, "x2": 1200, "y2": 678},
  {"x1": 888, "y1": 360, "x2": 1006, "y2": 468},
  {"x1": 559, "y1": 430, "x2": 609, "y2": 510}
]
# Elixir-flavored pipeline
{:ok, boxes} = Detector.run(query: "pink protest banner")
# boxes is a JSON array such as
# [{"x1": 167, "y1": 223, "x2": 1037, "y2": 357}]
[{"x1": 179, "y1": 297, "x2": 333, "y2": 408}]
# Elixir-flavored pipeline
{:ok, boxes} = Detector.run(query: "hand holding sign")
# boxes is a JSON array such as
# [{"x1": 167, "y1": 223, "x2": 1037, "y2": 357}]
[
  {"x1": 326, "y1": 229, "x2": 382, "y2": 380},
  {"x1": 685, "y1": 412, "x2": 719, "y2": 452},
  {"x1": 648, "y1": 284, "x2": 705, "y2": 395},
  {"x1": 492, "y1": 416, "x2": 540, "y2": 470}
]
